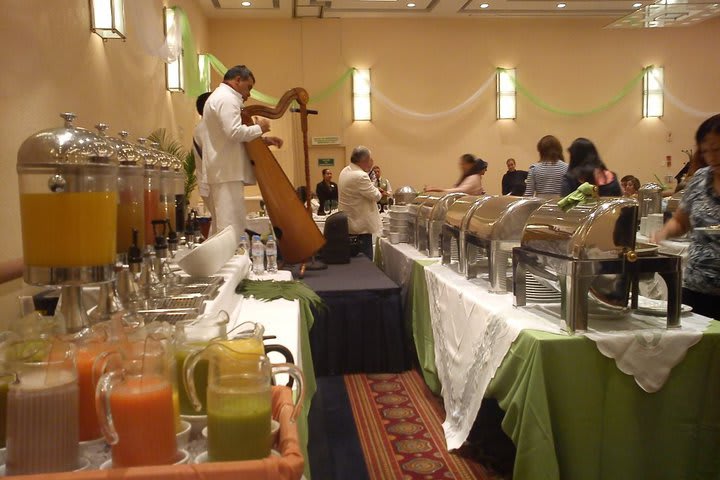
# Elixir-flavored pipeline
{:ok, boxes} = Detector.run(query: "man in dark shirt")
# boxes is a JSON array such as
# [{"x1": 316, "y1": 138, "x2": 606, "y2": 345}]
[
  {"x1": 501, "y1": 158, "x2": 528, "y2": 196},
  {"x1": 316, "y1": 168, "x2": 338, "y2": 215}
]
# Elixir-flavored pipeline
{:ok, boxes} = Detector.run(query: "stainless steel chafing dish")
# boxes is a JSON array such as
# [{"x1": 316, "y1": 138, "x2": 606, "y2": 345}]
[
  {"x1": 417, "y1": 193, "x2": 465, "y2": 256},
  {"x1": 512, "y1": 198, "x2": 683, "y2": 333},
  {"x1": 463, "y1": 196, "x2": 546, "y2": 291},
  {"x1": 441, "y1": 195, "x2": 490, "y2": 273},
  {"x1": 407, "y1": 193, "x2": 443, "y2": 249}
]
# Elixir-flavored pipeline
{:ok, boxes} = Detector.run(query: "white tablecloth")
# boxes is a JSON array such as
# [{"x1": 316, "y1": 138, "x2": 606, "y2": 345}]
[
  {"x1": 377, "y1": 238, "x2": 439, "y2": 300},
  {"x1": 424, "y1": 261, "x2": 713, "y2": 450},
  {"x1": 245, "y1": 215, "x2": 326, "y2": 237}
]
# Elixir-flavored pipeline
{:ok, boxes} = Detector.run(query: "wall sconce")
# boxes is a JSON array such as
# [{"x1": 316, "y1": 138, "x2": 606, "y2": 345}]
[
  {"x1": 353, "y1": 69, "x2": 372, "y2": 121},
  {"x1": 496, "y1": 68, "x2": 516, "y2": 120},
  {"x1": 89, "y1": 0, "x2": 126, "y2": 40},
  {"x1": 643, "y1": 66, "x2": 664, "y2": 118},
  {"x1": 164, "y1": 8, "x2": 184, "y2": 92},
  {"x1": 198, "y1": 54, "x2": 211, "y2": 93}
]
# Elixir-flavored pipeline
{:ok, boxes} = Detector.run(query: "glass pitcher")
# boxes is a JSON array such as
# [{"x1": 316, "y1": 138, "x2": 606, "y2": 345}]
[
  {"x1": 174, "y1": 311, "x2": 229, "y2": 415},
  {"x1": 5, "y1": 341, "x2": 79, "y2": 475},
  {"x1": 184, "y1": 342, "x2": 304, "y2": 462},
  {"x1": 95, "y1": 337, "x2": 177, "y2": 467}
]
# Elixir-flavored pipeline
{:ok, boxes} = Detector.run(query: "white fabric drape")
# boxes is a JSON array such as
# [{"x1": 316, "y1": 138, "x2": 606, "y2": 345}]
[
  {"x1": 125, "y1": 0, "x2": 180, "y2": 63},
  {"x1": 650, "y1": 70, "x2": 718, "y2": 119}
]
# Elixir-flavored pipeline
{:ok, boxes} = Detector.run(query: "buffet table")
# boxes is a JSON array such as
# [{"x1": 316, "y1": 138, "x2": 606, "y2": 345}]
[
  {"x1": 293, "y1": 255, "x2": 410, "y2": 376},
  {"x1": 375, "y1": 238, "x2": 720, "y2": 480}
]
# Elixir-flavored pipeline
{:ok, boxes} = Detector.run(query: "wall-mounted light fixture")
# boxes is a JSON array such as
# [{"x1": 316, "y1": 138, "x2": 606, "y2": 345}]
[
  {"x1": 643, "y1": 66, "x2": 664, "y2": 118},
  {"x1": 496, "y1": 68, "x2": 516, "y2": 120},
  {"x1": 353, "y1": 69, "x2": 372, "y2": 121},
  {"x1": 198, "y1": 54, "x2": 211, "y2": 93},
  {"x1": 89, "y1": 0, "x2": 126, "y2": 40},
  {"x1": 164, "y1": 8, "x2": 184, "y2": 92}
]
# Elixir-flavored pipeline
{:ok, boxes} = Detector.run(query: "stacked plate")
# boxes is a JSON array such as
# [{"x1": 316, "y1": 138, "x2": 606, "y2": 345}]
[
  {"x1": 524, "y1": 272, "x2": 562, "y2": 303},
  {"x1": 386, "y1": 205, "x2": 411, "y2": 244}
]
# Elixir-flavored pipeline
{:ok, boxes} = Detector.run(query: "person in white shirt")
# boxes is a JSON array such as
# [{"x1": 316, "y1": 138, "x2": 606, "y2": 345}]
[
  {"x1": 338, "y1": 146, "x2": 385, "y2": 260},
  {"x1": 201, "y1": 65, "x2": 282, "y2": 240},
  {"x1": 192, "y1": 92, "x2": 213, "y2": 233}
]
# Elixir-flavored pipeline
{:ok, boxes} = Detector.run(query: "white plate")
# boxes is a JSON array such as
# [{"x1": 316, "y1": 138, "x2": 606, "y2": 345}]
[
  {"x1": 0, "y1": 457, "x2": 90, "y2": 475},
  {"x1": 99, "y1": 449, "x2": 190, "y2": 469},
  {"x1": 636, "y1": 297, "x2": 693, "y2": 315},
  {"x1": 194, "y1": 450, "x2": 281, "y2": 464}
]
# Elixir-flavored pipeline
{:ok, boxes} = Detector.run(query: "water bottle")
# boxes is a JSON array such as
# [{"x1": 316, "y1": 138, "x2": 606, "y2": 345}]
[
  {"x1": 265, "y1": 235, "x2": 278, "y2": 274},
  {"x1": 238, "y1": 233, "x2": 249, "y2": 256},
  {"x1": 251, "y1": 235, "x2": 265, "y2": 275}
]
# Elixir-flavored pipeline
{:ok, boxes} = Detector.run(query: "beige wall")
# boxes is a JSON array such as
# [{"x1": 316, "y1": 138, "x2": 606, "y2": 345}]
[
  {"x1": 209, "y1": 16, "x2": 719, "y2": 200},
  {"x1": 1, "y1": 8, "x2": 719, "y2": 263},
  {"x1": 0, "y1": 0, "x2": 208, "y2": 263}
]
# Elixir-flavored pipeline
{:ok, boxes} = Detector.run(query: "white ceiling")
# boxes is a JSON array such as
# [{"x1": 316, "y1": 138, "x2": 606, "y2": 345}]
[{"x1": 198, "y1": 0, "x2": 720, "y2": 27}]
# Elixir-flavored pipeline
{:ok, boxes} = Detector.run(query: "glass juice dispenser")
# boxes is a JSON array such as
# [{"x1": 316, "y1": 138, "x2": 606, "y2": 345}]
[
  {"x1": 155, "y1": 147, "x2": 175, "y2": 233},
  {"x1": 16, "y1": 113, "x2": 118, "y2": 333},
  {"x1": 136, "y1": 138, "x2": 160, "y2": 246},
  {"x1": 108, "y1": 130, "x2": 144, "y2": 257},
  {"x1": 172, "y1": 157, "x2": 186, "y2": 235}
]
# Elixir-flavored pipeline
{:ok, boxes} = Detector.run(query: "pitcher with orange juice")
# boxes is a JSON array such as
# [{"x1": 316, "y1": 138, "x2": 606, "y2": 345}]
[{"x1": 95, "y1": 336, "x2": 179, "y2": 467}]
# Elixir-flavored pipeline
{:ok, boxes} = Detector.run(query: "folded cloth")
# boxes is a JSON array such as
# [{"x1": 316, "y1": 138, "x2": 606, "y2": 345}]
[{"x1": 558, "y1": 182, "x2": 597, "y2": 211}]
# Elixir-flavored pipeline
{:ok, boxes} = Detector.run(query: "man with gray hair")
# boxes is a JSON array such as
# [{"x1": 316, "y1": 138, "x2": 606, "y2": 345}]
[{"x1": 338, "y1": 146, "x2": 385, "y2": 259}]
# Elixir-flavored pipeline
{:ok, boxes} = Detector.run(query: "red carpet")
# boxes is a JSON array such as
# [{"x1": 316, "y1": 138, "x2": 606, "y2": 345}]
[{"x1": 344, "y1": 371, "x2": 494, "y2": 479}]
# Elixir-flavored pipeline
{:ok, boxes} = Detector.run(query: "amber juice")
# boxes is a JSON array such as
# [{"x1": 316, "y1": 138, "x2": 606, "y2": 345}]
[
  {"x1": 20, "y1": 191, "x2": 117, "y2": 267},
  {"x1": 117, "y1": 202, "x2": 144, "y2": 254}
]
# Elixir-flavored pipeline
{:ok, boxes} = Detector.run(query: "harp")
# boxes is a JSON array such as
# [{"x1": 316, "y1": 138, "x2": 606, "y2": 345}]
[{"x1": 241, "y1": 87, "x2": 325, "y2": 264}]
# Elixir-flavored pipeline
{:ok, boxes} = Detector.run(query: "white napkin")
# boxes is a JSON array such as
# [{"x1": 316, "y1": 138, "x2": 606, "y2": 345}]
[{"x1": 584, "y1": 313, "x2": 710, "y2": 393}]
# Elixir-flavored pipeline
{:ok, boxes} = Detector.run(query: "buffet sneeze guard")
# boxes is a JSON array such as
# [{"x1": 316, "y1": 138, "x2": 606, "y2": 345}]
[{"x1": 512, "y1": 198, "x2": 683, "y2": 333}]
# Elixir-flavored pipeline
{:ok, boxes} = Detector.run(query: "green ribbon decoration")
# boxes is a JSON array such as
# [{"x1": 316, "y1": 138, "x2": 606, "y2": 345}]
[
  {"x1": 172, "y1": 7, "x2": 205, "y2": 98},
  {"x1": 206, "y1": 54, "x2": 354, "y2": 106},
  {"x1": 498, "y1": 66, "x2": 652, "y2": 117}
]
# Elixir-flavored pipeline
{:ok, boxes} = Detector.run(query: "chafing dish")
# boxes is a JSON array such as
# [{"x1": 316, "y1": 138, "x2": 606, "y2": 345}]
[
  {"x1": 463, "y1": 196, "x2": 546, "y2": 291},
  {"x1": 512, "y1": 198, "x2": 682, "y2": 333},
  {"x1": 394, "y1": 185, "x2": 418, "y2": 205},
  {"x1": 417, "y1": 193, "x2": 465, "y2": 256},
  {"x1": 441, "y1": 195, "x2": 490, "y2": 273},
  {"x1": 407, "y1": 193, "x2": 443, "y2": 248},
  {"x1": 638, "y1": 182, "x2": 663, "y2": 217}
]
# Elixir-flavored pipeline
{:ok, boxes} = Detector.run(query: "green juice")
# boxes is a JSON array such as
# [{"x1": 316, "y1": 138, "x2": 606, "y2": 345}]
[
  {"x1": 0, "y1": 381, "x2": 8, "y2": 448},
  {"x1": 175, "y1": 349, "x2": 209, "y2": 415},
  {"x1": 207, "y1": 384, "x2": 271, "y2": 462}
]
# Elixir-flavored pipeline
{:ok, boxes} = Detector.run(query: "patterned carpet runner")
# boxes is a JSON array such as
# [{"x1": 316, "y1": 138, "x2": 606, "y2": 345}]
[{"x1": 344, "y1": 371, "x2": 493, "y2": 479}]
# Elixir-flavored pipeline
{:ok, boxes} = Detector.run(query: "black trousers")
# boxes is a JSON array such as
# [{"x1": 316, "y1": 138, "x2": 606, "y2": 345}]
[
  {"x1": 357, "y1": 234, "x2": 373, "y2": 261},
  {"x1": 682, "y1": 288, "x2": 720, "y2": 319}
]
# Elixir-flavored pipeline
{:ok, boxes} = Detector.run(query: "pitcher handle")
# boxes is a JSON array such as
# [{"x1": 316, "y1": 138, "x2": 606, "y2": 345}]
[
  {"x1": 96, "y1": 369, "x2": 123, "y2": 445},
  {"x1": 183, "y1": 348, "x2": 206, "y2": 413},
  {"x1": 270, "y1": 363, "x2": 304, "y2": 422},
  {"x1": 264, "y1": 344, "x2": 295, "y2": 387}
]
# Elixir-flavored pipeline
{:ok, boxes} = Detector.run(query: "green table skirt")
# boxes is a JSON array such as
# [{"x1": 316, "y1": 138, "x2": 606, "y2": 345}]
[{"x1": 376, "y1": 243, "x2": 720, "y2": 480}]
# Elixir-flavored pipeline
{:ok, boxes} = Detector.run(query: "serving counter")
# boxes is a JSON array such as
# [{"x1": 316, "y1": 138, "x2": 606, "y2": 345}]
[{"x1": 375, "y1": 237, "x2": 720, "y2": 480}]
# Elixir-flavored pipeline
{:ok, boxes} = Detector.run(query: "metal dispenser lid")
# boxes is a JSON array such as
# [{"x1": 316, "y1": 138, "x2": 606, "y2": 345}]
[
  {"x1": 17, "y1": 113, "x2": 117, "y2": 168},
  {"x1": 136, "y1": 138, "x2": 159, "y2": 170},
  {"x1": 106, "y1": 129, "x2": 142, "y2": 166},
  {"x1": 639, "y1": 182, "x2": 663, "y2": 193}
]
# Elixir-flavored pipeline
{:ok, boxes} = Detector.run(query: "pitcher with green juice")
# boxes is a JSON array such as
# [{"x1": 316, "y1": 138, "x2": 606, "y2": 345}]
[{"x1": 184, "y1": 342, "x2": 304, "y2": 461}]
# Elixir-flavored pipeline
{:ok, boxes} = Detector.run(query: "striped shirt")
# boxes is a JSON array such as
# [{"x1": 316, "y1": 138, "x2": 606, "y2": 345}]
[{"x1": 524, "y1": 160, "x2": 568, "y2": 197}]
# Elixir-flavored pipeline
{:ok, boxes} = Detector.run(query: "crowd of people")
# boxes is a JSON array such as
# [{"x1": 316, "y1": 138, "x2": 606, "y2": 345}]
[{"x1": 192, "y1": 62, "x2": 718, "y2": 318}]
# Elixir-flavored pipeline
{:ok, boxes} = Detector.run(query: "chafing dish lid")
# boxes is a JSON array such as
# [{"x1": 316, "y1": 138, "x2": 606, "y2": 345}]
[
  {"x1": 17, "y1": 113, "x2": 117, "y2": 168},
  {"x1": 467, "y1": 196, "x2": 546, "y2": 241},
  {"x1": 444, "y1": 195, "x2": 489, "y2": 229},
  {"x1": 428, "y1": 193, "x2": 465, "y2": 221},
  {"x1": 521, "y1": 198, "x2": 638, "y2": 259},
  {"x1": 409, "y1": 192, "x2": 443, "y2": 215}
]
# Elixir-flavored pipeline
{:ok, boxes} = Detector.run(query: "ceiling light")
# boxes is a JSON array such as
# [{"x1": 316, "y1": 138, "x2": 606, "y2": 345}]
[
  {"x1": 633, "y1": 2, "x2": 642, "y2": 7},
  {"x1": 407, "y1": 2, "x2": 416, "y2": 7},
  {"x1": 557, "y1": 3, "x2": 566, "y2": 9},
  {"x1": 241, "y1": 1, "x2": 251, "y2": 6},
  {"x1": 480, "y1": 3, "x2": 490, "y2": 8}
]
